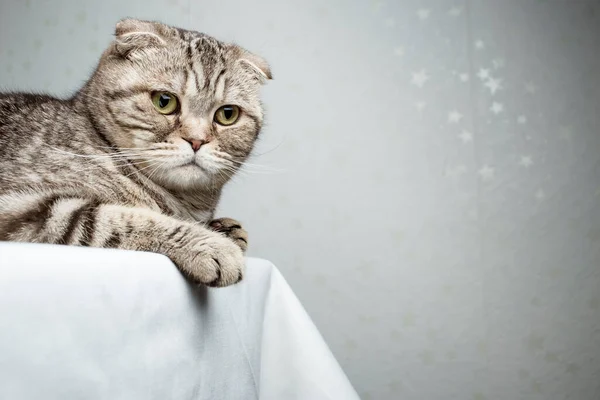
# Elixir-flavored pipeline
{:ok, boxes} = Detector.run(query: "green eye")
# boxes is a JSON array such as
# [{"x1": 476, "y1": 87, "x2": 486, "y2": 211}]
[
  {"x1": 151, "y1": 91, "x2": 179, "y2": 115},
  {"x1": 214, "y1": 105, "x2": 240, "y2": 126}
]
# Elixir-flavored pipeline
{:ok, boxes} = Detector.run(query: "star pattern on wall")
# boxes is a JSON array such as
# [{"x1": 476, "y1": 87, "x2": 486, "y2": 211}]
[
  {"x1": 478, "y1": 165, "x2": 495, "y2": 181},
  {"x1": 411, "y1": 70, "x2": 430, "y2": 87},
  {"x1": 519, "y1": 155, "x2": 533, "y2": 167},
  {"x1": 490, "y1": 102, "x2": 504, "y2": 114},
  {"x1": 458, "y1": 130, "x2": 473, "y2": 143},
  {"x1": 448, "y1": 110, "x2": 463, "y2": 124}
]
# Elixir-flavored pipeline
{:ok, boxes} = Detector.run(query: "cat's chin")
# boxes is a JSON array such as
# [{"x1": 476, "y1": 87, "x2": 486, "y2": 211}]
[{"x1": 142, "y1": 163, "x2": 223, "y2": 192}]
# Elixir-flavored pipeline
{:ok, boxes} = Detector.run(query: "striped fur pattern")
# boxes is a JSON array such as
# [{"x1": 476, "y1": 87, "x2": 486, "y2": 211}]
[{"x1": 0, "y1": 19, "x2": 271, "y2": 287}]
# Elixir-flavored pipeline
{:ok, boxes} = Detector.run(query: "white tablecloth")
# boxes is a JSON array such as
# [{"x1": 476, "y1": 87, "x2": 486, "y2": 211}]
[{"x1": 0, "y1": 242, "x2": 359, "y2": 400}]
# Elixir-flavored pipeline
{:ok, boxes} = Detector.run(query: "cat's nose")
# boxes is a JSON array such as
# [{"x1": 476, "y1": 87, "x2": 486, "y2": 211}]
[{"x1": 183, "y1": 138, "x2": 206, "y2": 152}]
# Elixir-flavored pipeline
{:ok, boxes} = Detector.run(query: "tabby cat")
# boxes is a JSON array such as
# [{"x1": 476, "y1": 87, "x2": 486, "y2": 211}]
[{"x1": 0, "y1": 19, "x2": 272, "y2": 287}]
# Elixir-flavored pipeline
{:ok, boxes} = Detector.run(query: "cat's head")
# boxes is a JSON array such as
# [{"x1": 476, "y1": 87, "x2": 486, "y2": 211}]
[{"x1": 83, "y1": 19, "x2": 271, "y2": 191}]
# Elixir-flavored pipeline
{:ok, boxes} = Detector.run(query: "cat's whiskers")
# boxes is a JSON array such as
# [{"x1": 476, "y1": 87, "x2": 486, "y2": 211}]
[
  {"x1": 49, "y1": 146, "x2": 152, "y2": 159},
  {"x1": 48, "y1": 147, "x2": 176, "y2": 164},
  {"x1": 217, "y1": 158, "x2": 286, "y2": 175},
  {"x1": 78, "y1": 157, "x2": 161, "y2": 172},
  {"x1": 218, "y1": 164, "x2": 254, "y2": 180},
  {"x1": 47, "y1": 147, "x2": 173, "y2": 176},
  {"x1": 145, "y1": 160, "x2": 172, "y2": 182},
  {"x1": 251, "y1": 138, "x2": 286, "y2": 157},
  {"x1": 93, "y1": 144, "x2": 180, "y2": 152},
  {"x1": 124, "y1": 159, "x2": 168, "y2": 178},
  {"x1": 212, "y1": 152, "x2": 287, "y2": 174}
]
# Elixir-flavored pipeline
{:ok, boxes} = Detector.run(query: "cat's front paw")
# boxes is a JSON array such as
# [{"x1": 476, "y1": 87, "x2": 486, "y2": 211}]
[
  {"x1": 209, "y1": 217, "x2": 248, "y2": 253},
  {"x1": 172, "y1": 231, "x2": 245, "y2": 287}
]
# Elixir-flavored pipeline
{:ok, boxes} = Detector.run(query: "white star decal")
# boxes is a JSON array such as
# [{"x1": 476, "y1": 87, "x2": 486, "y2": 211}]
[
  {"x1": 458, "y1": 130, "x2": 473, "y2": 143},
  {"x1": 448, "y1": 110, "x2": 463, "y2": 123},
  {"x1": 484, "y1": 77, "x2": 503, "y2": 95},
  {"x1": 411, "y1": 70, "x2": 430, "y2": 87},
  {"x1": 519, "y1": 155, "x2": 533, "y2": 167},
  {"x1": 474, "y1": 39, "x2": 485, "y2": 50},
  {"x1": 459, "y1": 73, "x2": 469, "y2": 82},
  {"x1": 417, "y1": 8, "x2": 431, "y2": 20},
  {"x1": 477, "y1": 68, "x2": 491, "y2": 80},
  {"x1": 448, "y1": 6, "x2": 462, "y2": 16},
  {"x1": 517, "y1": 115, "x2": 527, "y2": 124},
  {"x1": 490, "y1": 102, "x2": 504, "y2": 114},
  {"x1": 478, "y1": 165, "x2": 495, "y2": 181}
]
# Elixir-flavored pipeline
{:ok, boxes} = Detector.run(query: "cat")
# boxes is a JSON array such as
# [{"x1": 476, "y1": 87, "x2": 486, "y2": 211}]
[{"x1": 0, "y1": 18, "x2": 272, "y2": 287}]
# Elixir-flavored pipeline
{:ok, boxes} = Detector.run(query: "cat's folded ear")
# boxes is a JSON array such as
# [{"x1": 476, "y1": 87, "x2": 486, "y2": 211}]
[
  {"x1": 238, "y1": 51, "x2": 273, "y2": 82},
  {"x1": 113, "y1": 18, "x2": 167, "y2": 58}
]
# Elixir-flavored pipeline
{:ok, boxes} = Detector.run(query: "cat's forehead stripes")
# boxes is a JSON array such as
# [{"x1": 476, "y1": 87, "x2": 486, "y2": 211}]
[
  {"x1": 196, "y1": 38, "x2": 227, "y2": 91},
  {"x1": 177, "y1": 35, "x2": 231, "y2": 105},
  {"x1": 145, "y1": 26, "x2": 230, "y2": 101},
  {"x1": 183, "y1": 40, "x2": 204, "y2": 96},
  {"x1": 214, "y1": 71, "x2": 227, "y2": 102}
]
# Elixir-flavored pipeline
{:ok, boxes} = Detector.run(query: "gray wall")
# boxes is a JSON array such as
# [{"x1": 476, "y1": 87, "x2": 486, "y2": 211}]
[{"x1": 1, "y1": 1, "x2": 599, "y2": 399}]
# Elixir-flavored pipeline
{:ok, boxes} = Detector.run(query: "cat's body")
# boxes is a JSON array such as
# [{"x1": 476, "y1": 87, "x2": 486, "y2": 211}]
[{"x1": 0, "y1": 19, "x2": 271, "y2": 287}]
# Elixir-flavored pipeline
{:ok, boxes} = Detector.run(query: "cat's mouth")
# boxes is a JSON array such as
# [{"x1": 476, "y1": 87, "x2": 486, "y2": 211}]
[
  {"x1": 167, "y1": 158, "x2": 207, "y2": 172},
  {"x1": 146, "y1": 148, "x2": 227, "y2": 182},
  {"x1": 174, "y1": 156, "x2": 213, "y2": 175}
]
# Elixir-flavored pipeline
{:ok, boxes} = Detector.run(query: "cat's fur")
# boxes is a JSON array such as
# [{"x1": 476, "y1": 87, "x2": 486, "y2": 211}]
[{"x1": 0, "y1": 19, "x2": 272, "y2": 287}]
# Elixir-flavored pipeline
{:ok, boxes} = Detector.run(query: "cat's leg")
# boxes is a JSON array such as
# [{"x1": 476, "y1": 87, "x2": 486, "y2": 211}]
[
  {"x1": 0, "y1": 191, "x2": 244, "y2": 287},
  {"x1": 209, "y1": 217, "x2": 248, "y2": 253}
]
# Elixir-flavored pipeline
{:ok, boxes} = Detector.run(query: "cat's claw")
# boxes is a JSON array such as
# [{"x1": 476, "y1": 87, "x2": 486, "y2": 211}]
[{"x1": 209, "y1": 217, "x2": 248, "y2": 253}]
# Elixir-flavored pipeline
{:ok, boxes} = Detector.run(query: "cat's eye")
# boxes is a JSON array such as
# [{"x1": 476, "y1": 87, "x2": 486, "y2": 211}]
[
  {"x1": 151, "y1": 91, "x2": 179, "y2": 115},
  {"x1": 214, "y1": 105, "x2": 240, "y2": 126}
]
